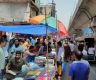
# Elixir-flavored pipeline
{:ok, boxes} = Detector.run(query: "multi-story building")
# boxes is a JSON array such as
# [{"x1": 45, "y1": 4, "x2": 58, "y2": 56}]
[
  {"x1": 40, "y1": 3, "x2": 55, "y2": 17},
  {"x1": 0, "y1": 0, "x2": 40, "y2": 24}
]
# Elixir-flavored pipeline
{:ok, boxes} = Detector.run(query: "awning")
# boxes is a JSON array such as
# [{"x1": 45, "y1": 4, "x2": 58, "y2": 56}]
[{"x1": 0, "y1": 25, "x2": 57, "y2": 36}]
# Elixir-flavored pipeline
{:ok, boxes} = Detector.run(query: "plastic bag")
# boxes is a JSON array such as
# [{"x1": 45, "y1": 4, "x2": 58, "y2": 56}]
[{"x1": 62, "y1": 63, "x2": 66, "y2": 73}]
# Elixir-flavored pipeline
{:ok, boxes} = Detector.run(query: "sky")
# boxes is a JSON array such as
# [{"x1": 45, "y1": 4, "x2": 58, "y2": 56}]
[{"x1": 40, "y1": 0, "x2": 78, "y2": 29}]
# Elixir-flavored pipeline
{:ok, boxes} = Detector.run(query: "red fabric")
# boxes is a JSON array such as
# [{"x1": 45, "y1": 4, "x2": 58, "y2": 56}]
[
  {"x1": 37, "y1": 76, "x2": 50, "y2": 80},
  {"x1": 57, "y1": 20, "x2": 69, "y2": 36}
]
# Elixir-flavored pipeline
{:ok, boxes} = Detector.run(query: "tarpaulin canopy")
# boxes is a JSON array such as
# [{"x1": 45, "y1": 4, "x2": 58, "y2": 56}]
[{"x1": 0, "y1": 25, "x2": 57, "y2": 36}]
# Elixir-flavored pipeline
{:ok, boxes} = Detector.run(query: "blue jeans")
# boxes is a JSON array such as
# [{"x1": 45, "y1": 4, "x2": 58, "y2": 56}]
[{"x1": 0, "y1": 69, "x2": 4, "y2": 80}]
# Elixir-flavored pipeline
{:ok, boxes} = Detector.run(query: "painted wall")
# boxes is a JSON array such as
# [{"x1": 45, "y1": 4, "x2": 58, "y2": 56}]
[{"x1": 0, "y1": 3, "x2": 30, "y2": 22}]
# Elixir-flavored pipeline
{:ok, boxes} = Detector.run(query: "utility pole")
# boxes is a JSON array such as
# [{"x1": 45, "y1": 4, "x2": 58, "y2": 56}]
[{"x1": 51, "y1": 0, "x2": 55, "y2": 17}]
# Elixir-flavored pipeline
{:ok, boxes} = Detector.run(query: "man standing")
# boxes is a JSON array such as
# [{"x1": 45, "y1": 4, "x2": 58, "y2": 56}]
[
  {"x1": 57, "y1": 41, "x2": 64, "y2": 79},
  {"x1": 68, "y1": 51, "x2": 90, "y2": 80},
  {"x1": 0, "y1": 37, "x2": 7, "y2": 80}
]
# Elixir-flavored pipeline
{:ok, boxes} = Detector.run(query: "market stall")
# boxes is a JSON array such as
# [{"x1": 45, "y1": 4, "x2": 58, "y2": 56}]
[
  {"x1": 24, "y1": 56, "x2": 56, "y2": 80},
  {"x1": 0, "y1": 15, "x2": 67, "y2": 80},
  {"x1": 0, "y1": 24, "x2": 57, "y2": 80}
]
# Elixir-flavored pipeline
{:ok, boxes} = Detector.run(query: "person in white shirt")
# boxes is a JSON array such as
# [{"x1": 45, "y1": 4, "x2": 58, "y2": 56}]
[
  {"x1": 57, "y1": 41, "x2": 64, "y2": 78},
  {"x1": 88, "y1": 46, "x2": 95, "y2": 55},
  {"x1": 57, "y1": 41, "x2": 64, "y2": 61},
  {"x1": 82, "y1": 47, "x2": 88, "y2": 56},
  {"x1": 69, "y1": 41, "x2": 75, "y2": 52}
]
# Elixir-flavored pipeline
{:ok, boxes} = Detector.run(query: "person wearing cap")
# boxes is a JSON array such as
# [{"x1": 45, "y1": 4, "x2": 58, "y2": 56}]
[
  {"x1": 0, "y1": 37, "x2": 7, "y2": 80},
  {"x1": 68, "y1": 51, "x2": 90, "y2": 80}
]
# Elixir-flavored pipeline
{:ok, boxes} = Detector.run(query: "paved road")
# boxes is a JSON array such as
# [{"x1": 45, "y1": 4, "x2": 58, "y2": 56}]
[
  {"x1": 61, "y1": 62, "x2": 96, "y2": 80},
  {"x1": 89, "y1": 65, "x2": 96, "y2": 80}
]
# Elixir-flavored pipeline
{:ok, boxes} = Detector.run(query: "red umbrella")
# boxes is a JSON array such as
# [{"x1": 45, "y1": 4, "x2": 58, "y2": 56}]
[{"x1": 57, "y1": 20, "x2": 69, "y2": 37}]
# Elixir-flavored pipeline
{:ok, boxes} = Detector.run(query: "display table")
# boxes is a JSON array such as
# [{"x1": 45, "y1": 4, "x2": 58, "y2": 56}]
[
  {"x1": 25, "y1": 70, "x2": 56, "y2": 80},
  {"x1": 25, "y1": 59, "x2": 56, "y2": 80},
  {"x1": 14, "y1": 56, "x2": 56, "y2": 80}
]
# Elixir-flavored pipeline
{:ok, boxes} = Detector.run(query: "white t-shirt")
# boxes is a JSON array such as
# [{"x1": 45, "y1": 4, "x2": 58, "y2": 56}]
[
  {"x1": 57, "y1": 47, "x2": 64, "y2": 61},
  {"x1": 3, "y1": 42, "x2": 9, "y2": 58},
  {"x1": 69, "y1": 43, "x2": 75, "y2": 52},
  {"x1": 88, "y1": 47, "x2": 95, "y2": 55},
  {"x1": 82, "y1": 49, "x2": 87, "y2": 56}
]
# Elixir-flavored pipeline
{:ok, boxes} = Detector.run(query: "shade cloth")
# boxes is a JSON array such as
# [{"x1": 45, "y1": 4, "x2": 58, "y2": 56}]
[{"x1": 0, "y1": 25, "x2": 57, "y2": 36}]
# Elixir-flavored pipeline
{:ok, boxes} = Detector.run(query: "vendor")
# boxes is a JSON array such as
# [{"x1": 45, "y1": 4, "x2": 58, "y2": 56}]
[
  {"x1": 38, "y1": 42, "x2": 47, "y2": 56},
  {"x1": 6, "y1": 51, "x2": 30, "y2": 80}
]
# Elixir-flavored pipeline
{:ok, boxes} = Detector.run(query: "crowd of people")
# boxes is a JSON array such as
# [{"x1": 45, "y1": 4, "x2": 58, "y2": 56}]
[
  {"x1": 0, "y1": 34, "x2": 56, "y2": 80},
  {"x1": 0, "y1": 33, "x2": 95, "y2": 80}
]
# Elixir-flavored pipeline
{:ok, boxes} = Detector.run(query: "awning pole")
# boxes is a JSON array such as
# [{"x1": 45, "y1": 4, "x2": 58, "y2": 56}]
[{"x1": 45, "y1": 5, "x2": 49, "y2": 80}]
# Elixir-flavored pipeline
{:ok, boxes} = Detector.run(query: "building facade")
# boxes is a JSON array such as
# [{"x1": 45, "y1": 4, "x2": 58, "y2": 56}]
[
  {"x1": 40, "y1": 4, "x2": 55, "y2": 17},
  {"x1": 0, "y1": 0, "x2": 40, "y2": 23}
]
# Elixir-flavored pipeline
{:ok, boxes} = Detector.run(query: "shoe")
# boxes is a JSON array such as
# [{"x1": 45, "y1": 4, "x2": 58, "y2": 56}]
[{"x1": 58, "y1": 76, "x2": 61, "y2": 80}]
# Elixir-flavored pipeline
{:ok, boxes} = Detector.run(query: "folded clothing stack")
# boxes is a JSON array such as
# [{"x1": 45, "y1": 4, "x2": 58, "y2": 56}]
[{"x1": 35, "y1": 56, "x2": 46, "y2": 66}]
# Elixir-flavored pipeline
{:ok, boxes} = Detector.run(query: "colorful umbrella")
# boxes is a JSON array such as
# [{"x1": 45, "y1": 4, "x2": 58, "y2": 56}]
[
  {"x1": 29, "y1": 15, "x2": 46, "y2": 24},
  {"x1": 29, "y1": 15, "x2": 68, "y2": 36},
  {"x1": 40, "y1": 16, "x2": 57, "y2": 29},
  {"x1": 29, "y1": 15, "x2": 57, "y2": 29}
]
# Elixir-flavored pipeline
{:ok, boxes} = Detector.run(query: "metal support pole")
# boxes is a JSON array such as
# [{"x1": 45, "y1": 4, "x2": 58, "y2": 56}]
[
  {"x1": 54, "y1": 10, "x2": 57, "y2": 53},
  {"x1": 45, "y1": 5, "x2": 49, "y2": 80}
]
